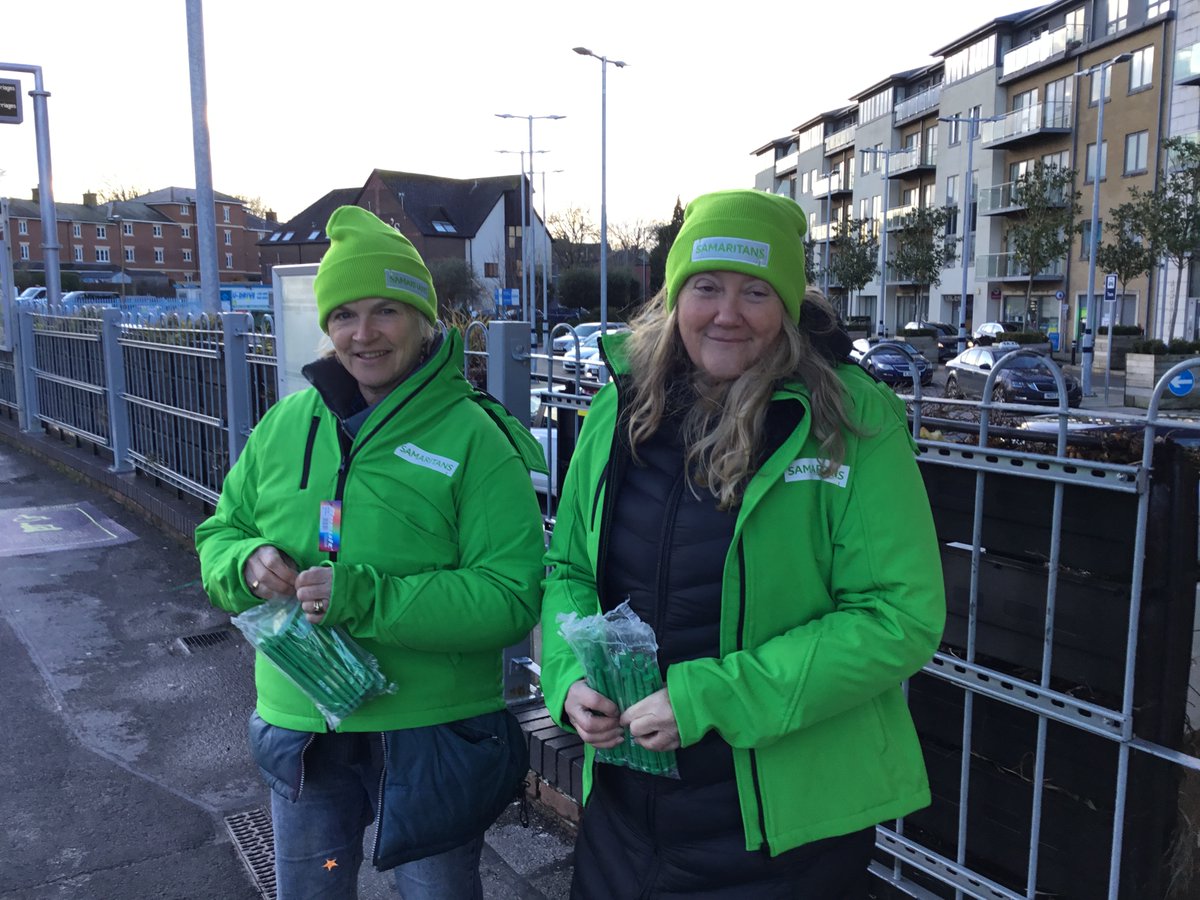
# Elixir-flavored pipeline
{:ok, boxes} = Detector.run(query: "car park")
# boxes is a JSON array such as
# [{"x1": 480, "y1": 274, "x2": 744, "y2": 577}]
[
  {"x1": 551, "y1": 321, "x2": 628, "y2": 354},
  {"x1": 905, "y1": 320, "x2": 961, "y2": 361},
  {"x1": 944, "y1": 344, "x2": 1081, "y2": 407},
  {"x1": 850, "y1": 338, "x2": 933, "y2": 386}
]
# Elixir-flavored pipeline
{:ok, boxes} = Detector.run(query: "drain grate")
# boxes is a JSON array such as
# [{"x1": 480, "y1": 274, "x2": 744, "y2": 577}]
[
  {"x1": 224, "y1": 806, "x2": 276, "y2": 899},
  {"x1": 177, "y1": 628, "x2": 234, "y2": 653}
]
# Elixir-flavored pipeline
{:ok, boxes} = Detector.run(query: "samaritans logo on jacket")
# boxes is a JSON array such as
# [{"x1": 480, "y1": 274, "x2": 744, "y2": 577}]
[
  {"x1": 395, "y1": 442, "x2": 459, "y2": 477},
  {"x1": 691, "y1": 236, "x2": 770, "y2": 268},
  {"x1": 784, "y1": 458, "x2": 849, "y2": 487}
]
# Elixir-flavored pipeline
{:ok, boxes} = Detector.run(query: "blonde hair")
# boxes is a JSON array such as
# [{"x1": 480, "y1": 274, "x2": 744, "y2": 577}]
[{"x1": 622, "y1": 286, "x2": 858, "y2": 509}]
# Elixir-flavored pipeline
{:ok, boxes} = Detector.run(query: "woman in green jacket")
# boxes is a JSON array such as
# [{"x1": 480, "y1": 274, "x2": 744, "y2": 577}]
[
  {"x1": 540, "y1": 189, "x2": 945, "y2": 898},
  {"x1": 197, "y1": 206, "x2": 545, "y2": 899}
]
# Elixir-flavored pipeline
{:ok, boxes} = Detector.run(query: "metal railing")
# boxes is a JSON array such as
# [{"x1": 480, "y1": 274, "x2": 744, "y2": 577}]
[
  {"x1": 975, "y1": 251, "x2": 1066, "y2": 280},
  {"x1": 981, "y1": 100, "x2": 1073, "y2": 146},
  {"x1": 0, "y1": 348, "x2": 18, "y2": 411},
  {"x1": 1001, "y1": 22, "x2": 1086, "y2": 76},
  {"x1": 824, "y1": 125, "x2": 856, "y2": 155},
  {"x1": 27, "y1": 305, "x2": 109, "y2": 446},
  {"x1": 894, "y1": 82, "x2": 942, "y2": 123}
]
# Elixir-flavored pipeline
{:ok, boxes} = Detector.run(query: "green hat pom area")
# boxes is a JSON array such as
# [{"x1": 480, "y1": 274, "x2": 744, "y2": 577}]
[
  {"x1": 664, "y1": 189, "x2": 808, "y2": 322},
  {"x1": 313, "y1": 205, "x2": 438, "y2": 330}
]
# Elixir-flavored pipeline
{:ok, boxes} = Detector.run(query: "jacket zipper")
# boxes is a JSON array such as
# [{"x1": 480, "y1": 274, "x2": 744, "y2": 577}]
[
  {"x1": 736, "y1": 539, "x2": 769, "y2": 852},
  {"x1": 652, "y1": 471, "x2": 687, "y2": 642},
  {"x1": 370, "y1": 732, "x2": 388, "y2": 863},
  {"x1": 295, "y1": 732, "x2": 317, "y2": 800},
  {"x1": 298, "y1": 415, "x2": 320, "y2": 490}
]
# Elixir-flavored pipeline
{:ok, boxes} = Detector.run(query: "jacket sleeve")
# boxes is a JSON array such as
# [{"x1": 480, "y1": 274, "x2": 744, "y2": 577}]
[
  {"x1": 195, "y1": 426, "x2": 273, "y2": 615},
  {"x1": 668, "y1": 409, "x2": 946, "y2": 750},
  {"x1": 319, "y1": 449, "x2": 546, "y2": 654}
]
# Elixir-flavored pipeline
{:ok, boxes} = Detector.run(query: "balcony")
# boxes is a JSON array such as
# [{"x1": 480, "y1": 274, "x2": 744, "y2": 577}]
[
  {"x1": 894, "y1": 83, "x2": 942, "y2": 125},
  {"x1": 1001, "y1": 22, "x2": 1086, "y2": 78},
  {"x1": 824, "y1": 126, "x2": 856, "y2": 156},
  {"x1": 887, "y1": 144, "x2": 937, "y2": 178},
  {"x1": 1176, "y1": 41, "x2": 1200, "y2": 86},
  {"x1": 775, "y1": 150, "x2": 799, "y2": 177},
  {"x1": 810, "y1": 222, "x2": 832, "y2": 242},
  {"x1": 813, "y1": 170, "x2": 853, "y2": 197},
  {"x1": 885, "y1": 204, "x2": 919, "y2": 230},
  {"x1": 977, "y1": 179, "x2": 1069, "y2": 215},
  {"x1": 981, "y1": 100, "x2": 1072, "y2": 150},
  {"x1": 975, "y1": 251, "x2": 1066, "y2": 282}
]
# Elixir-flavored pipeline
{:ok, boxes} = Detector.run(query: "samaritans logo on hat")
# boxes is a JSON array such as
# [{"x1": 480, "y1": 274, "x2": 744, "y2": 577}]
[
  {"x1": 691, "y1": 236, "x2": 770, "y2": 268},
  {"x1": 385, "y1": 268, "x2": 431, "y2": 300}
]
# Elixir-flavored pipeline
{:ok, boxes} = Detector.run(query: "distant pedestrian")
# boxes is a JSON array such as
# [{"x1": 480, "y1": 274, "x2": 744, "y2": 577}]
[
  {"x1": 197, "y1": 205, "x2": 545, "y2": 899},
  {"x1": 538, "y1": 189, "x2": 946, "y2": 898}
]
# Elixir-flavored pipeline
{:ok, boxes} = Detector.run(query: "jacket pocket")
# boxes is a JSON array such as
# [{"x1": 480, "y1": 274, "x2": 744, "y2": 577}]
[{"x1": 247, "y1": 711, "x2": 313, "y2": 803}]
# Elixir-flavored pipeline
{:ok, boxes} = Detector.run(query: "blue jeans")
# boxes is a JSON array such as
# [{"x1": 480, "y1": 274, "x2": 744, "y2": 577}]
[{"x1": 266, "y1": 730, "x2": 484, "y2": 900}]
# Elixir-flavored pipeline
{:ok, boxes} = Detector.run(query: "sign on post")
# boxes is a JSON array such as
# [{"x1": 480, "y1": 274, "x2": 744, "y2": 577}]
[
  {"x1": 1104, "y1": 273, "x2": 1117, "y2": 304},
  {"x1": 0, "y1": 79, "x2": 22, "y2": 125},
  {"x1": 494, "y1": 288, "x2": 520, "y2": 308}
]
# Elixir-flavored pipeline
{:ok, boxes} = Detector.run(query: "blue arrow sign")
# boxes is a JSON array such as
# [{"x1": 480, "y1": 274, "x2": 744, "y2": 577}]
[{"x1": 1168, "y1": 369, "x2": 1195, "y2": 397}]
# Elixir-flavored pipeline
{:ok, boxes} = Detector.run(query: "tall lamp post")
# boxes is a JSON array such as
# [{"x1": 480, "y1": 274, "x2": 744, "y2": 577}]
[
  {"x1": 573, "y1": 46, "x2": 627, "y2": 333},
  {"x1": 112, "y1": 213, "x2": 127, "y2": 302},
  {"x1": 497, "y1": 148, "x2": 545, "y2": 323},
  {"x1": 541, "y1": 168, "x2": 565, "y2": 348},
  {"x1": 496, "y1": 113, "x2": 564, "y2": 345},
  {"x1": 938, "y1": 112, "x2": 1004, "y2": 355},
  {"x1": 1075, "y1": 52, "x2": 1132, "y2": 397}
]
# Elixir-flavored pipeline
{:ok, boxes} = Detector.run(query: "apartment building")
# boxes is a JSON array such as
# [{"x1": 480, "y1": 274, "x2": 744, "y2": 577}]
[{"x1": 754, "y1": 0, "x2": 1174, "y2": 348}]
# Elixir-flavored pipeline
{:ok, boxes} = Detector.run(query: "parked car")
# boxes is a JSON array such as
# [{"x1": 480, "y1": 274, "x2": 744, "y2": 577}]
[
  {"x1": 849, "y1": 338, "x2": 933, "y2": 386},
  {"x1": 905, "y1": 320, "x2": 961, "y2": 361},
  {"x1": 559, "y1": 331, "x2": 606, "y2": 374},
  {"x1": 944, "y1": 344, "x2": 1082, "y2": 407},
  {"x1": 60, "y1": 291, "x2": 120, "y2": 307},
  {"x1": 17, "y1": 286, "x2": 47, "y2": 301},
  {"x1": 971, "y1": 321, "x2": 1025, "y2": 343},
  {"x1": 551, "y1": 321, "x2": 628, "y2": 354}
]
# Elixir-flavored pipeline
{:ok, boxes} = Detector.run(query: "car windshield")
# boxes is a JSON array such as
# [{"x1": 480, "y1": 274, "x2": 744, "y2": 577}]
[{"x1": 1005, "y1": 356, "x2": 1052, "y2": 371}]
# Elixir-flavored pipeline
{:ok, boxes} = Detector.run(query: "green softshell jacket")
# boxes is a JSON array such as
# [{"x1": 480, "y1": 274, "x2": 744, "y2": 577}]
[
  {"x1": 197, "y1": 330, "x2": 547, "y2": 732},
  {"x1": 540, "y1": 332, "x2": 946, "y2": 855}
]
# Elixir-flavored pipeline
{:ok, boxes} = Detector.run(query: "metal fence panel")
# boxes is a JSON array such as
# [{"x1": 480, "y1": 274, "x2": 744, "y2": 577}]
[
  {"x1": 0, "y1": 348, "x2": 15, "y2": 411},
  {"x1": 28, "y1": 306, "x2": 109, "y2": 445}
]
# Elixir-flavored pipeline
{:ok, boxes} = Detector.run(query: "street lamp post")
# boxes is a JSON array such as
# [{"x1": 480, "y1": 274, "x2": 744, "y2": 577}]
[
  {"x1": 496, "y1": 113, "x2": 564, "y2": 344},
  {"x1": 112, "y1": 213, "x2": 126, "y2": 302},
  {"x1": 541, "y1": 168, "x2": 565, "y2": 349},
  {"x1": 574, "y1": 46, "x2": 627, "y2": 333},
  {"x1": 1075, "y1": 53, "x2": 1132, "y2": 397},
  {"x1": 497, "y1": 148, "x2": 546, "y2": 323},
  {"x1": 939, "y1": 113, "x2": 1005, "y2": 355}
]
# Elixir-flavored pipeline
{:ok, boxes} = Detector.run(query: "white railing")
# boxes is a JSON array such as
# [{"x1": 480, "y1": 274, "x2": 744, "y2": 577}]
[
  {"x1": 894, "y1": 83, "x2": 943, "y2": 123},
  {"x1": 1002, "y1": 22, "x2": 1085, "y2": 76},
  {"x1": 981, "y1": 100, "x2": 1072, "y2": 145},
  {"x1": 824, "y1": 126, "x2": 856, "y2": 155}
]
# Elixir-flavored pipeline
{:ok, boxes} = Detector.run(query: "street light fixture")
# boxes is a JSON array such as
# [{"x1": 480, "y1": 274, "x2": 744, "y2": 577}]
[
  {"x1": 496, "y1": 113, "x2": 564, "y2": 343},
  {"x1": 1074, "y1": 52, "x2": 1132, "y2": 397},
  {"x1": 497, "y1": 148, "x2": 547, "y2": 324},
  {"x1": 574, "y1": 46, "x2": 627, "y2": 333}
]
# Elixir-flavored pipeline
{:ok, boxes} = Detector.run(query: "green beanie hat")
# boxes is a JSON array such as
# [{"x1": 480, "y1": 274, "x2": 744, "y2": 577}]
[
  {"x1": 313, "y1": 205, "x2": 437, "y2": 330},
  {"x1": 665, "y1": 189, "x2": 807, "y2": 322}
]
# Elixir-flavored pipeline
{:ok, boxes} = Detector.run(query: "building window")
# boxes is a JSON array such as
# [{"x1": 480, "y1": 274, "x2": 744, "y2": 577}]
[
  {"x1": 947, "y1": 114, "x2": 962, "y2": 146},
  {"x1": 152, "y1": 224, "x2": 163, "y2": 238},
  {"x1": 860, "y1": 197, "x2": 872, "y2": 220},
  {"x1": 1124, "y1": 131, "x2": 1149, "y2": 175},
  {"x1": 224, "y1": 229, "x2": 232, "y2": 246},
  {"x1": 122, "y1": 222, "x2": 133, "y2": 236},
  {"x1": 19, "y1": 243, "x2": 29, "y2": 260},
  {"x1": 183, "y1": 249, "x2": 193, "y2": 262},
  {"x1": 125, "y1": 247, "x2": 135, "y2": 263},
  {"x1": 74, "y1": 245, "x2": 83, "y2": 262},
  {"x1": 1106, "y1": 0, "x2": 1128, "y2": 34},
  {"x1": 861, "y1": 151, "x2": 872, "y2": 175},
  {"x1": 968, "y1": 104, "x2": 982, "y2": 139},
  {"x1": 1080, "y1": 219, "x2": 1098, "y2": 260},
  {"x1": 184, "y1": 272, "x2": 194, "y2": 283},
  {"x1": 1129, "y1": 47, "x2": 1154, "y2": 92},
  {"x1": 431, "y1": 220, "x2": 457, "y2": 233},
  {"x1": 154, "y1": 248, "x2": 165, "y2": 264},
  {"x1": 945, "y1": 174, "x2": 959, "y2": 205},
  {"x1": 72, "y1": 223, "x2": 81, "y2": 238},
  {"x1": 1042, "y1": 149, "x2": 1071, "y2": 171},
  {"x1": 1086, "y1": 141, "x2": 1108, "y2": 183},
  {"x1": 95, "y1": 247, "x2": 110, "y2": 263},
  {"x1": 17, "y1": 219, "x2": 27, "y2": 235},
  {"x1": 1090, "y1": 69, "x2": 1113, "y2": 104},
  {"x1": 181, "y1": 226, "x2": 191, "y2": 238},
  {"x1": 222, "y1": 205, "x2": 231, "y2": 223},
  {"x1": 96, "y1": 225, "x2": 107, "y2": 240},
  {"x1": 224, "y1": 252, "x2": 233, "y2": 269},
  {"x1": 1148, "y1": 0, "x2": 1170, "y2": 15},
  {"x1": 484, "y1": 262, "x2": 499, "y2": 278}
]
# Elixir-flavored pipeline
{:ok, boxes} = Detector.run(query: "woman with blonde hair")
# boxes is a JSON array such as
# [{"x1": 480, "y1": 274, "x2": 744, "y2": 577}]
[{"x1": 539, "y1": 189, "x2": 945, "y2": 898}]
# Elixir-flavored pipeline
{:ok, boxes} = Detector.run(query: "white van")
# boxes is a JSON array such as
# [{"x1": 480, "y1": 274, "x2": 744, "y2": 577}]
[{"x1": 17, "y1": 286, "x2": 47, "y2": 301}]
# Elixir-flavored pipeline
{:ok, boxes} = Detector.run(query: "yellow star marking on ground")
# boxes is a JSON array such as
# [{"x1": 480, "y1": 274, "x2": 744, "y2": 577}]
[{"x1": 323, "y1": 858, "x2": 338, "y2": 871}]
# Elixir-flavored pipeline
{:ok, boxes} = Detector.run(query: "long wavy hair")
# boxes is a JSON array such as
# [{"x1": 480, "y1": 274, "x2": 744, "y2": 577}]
[{"x1": 621, "y1": 286, "x2": 859, "y2": 509}]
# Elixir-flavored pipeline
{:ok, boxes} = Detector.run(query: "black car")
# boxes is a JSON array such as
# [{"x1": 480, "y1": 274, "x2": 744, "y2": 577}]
[
  {"x1": 850, "y1": 338, "x2": 933, "y2": 386},
  {"x1": 904, "y1": 320, "x2": 962, "y2": 361},
  {"x1": 944, "y1": 345, "x2": 1082, "y2": 407}
]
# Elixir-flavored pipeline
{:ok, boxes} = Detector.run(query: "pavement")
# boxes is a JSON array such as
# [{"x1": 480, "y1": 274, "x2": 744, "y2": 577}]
[{"x1": 0, "y1": 435, "x2": 575, "y2": 900}]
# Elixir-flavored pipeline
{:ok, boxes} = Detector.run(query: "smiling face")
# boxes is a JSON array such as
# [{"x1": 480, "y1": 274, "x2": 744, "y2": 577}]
[
  {"x1": 326, "y1": 297, "x2": 427, "y2": 404},
  {"x1": 675, "y1": 271, "x2": 786, "y2": 381}
]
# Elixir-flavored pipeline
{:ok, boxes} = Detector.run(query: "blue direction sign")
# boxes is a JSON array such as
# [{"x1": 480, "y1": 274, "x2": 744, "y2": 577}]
[
  {"x1": 1168, "y1": 369, "x2": 1195, "y2": 397},
  {"x1": 1104, "y1": 273, "x2": 1117, "y2": 304},
  {"x1": 494, "y1": 288, "x2": 520, "y2": 308},
  {"x1": 0, "y1": 79, "x2": 21, "y2": 125}
]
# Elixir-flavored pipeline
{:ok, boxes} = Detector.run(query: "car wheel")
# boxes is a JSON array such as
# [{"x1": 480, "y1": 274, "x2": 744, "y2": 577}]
[
  {"x1": 944, "y1": 373, "x2": 961, "y2": 399},
  {"x1": 993, "y1": 385, "x2": 1010, "y2": 404}
]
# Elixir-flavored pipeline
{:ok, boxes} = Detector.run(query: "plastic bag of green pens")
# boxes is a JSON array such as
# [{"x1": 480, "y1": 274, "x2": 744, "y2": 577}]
[
  {"x1": 558, "y1": 601, "x2": 679, "y2": 778},
  {"x1": 232, "y1": 598, "x2": 396, "y2": 729}
]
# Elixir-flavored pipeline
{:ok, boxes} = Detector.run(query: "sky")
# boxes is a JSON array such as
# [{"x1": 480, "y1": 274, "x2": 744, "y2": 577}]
[{"x1": 2, "y1": 0, "x2": 1036, "y2": 230}]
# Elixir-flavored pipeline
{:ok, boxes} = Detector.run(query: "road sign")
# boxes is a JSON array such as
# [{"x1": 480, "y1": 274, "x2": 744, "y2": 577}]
[
  {"x1": 1104, "y1": 273, "x2": 1117, "y2": 304},
  {"x1": 1055, "y1": 290, "x2": 1065, "y2": 301},
  {"x1": 1168, "y1": 369, "x2": 1195, "y2": 397},
  {"x1": 0, "y1": 79, "x2": 22, "y2": 125},
  {"x1": 494, "y1": 288, "x2": 520, "y2": 308}
]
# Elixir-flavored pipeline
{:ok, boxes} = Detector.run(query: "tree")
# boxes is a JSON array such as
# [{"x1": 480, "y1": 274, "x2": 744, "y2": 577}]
[
  {"x1": 1007, "y1": 161, "x2": 1080, "y2": 328},
  {"x1": 234, "y1": 194, "x2": 274, "y2": 219},
  {"x1": 97, "y1": 183, "x2": 148, "y2": 202},
  {"x1": 609, "y1": 219, "x2": 657, "y2": 256},
  {"x1": 803, "y1": 235, "x2": 821, "y2": 287},
  {"x1": 827, "y1": 217, "x2": 879, "y2": 314},
  {"x1": 426, "y1": 258, "x2": 487, "y2": 315},
  {"x1": 1133, "y1": 136, "x2": 1200, "y2": 338},
  {"x1": 888, "y1": 205, "x2": 958, "y2": 318},
  {"x1": 548, "y1": 207, "x2": 598, "y2": 270},
  {"x1": 647, "y1": 197, "x2": 685, "y2": 295},
  {"x1": 1095, "y1": 199, "x2": 1154, "y2": 328}
]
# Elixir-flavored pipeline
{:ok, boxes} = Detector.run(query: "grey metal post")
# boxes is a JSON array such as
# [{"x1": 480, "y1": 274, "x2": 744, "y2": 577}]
[
  {"x1": 486, "y1": 320, "x2": 531, "y2": 427},
  {"x1": 16, "y1": 301, "x2": 39, "y2": 431},
  {"x1": 958, "y1": 127, "x2": 976, "y2": 355},
  {"x1": 599, "y1": 58, "x2": 609, "y2": 333},
  {"x1": 100, "y1": 308, "x2": 132, "y2": 472},
  {"x1": 1081, "y1": 71, "x2": 1108, "y2": 397},
  {"x1": 185, "y1": 0, "x2": 221, "y2": 316},
  {"x1": 222, "y1": 312, "x2": 252, "y2": 464}
]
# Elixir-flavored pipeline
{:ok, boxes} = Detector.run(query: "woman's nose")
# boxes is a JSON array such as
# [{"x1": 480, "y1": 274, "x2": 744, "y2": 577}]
[{"x1": 712, "y1": 297, "x2": 742, "y2": 324}]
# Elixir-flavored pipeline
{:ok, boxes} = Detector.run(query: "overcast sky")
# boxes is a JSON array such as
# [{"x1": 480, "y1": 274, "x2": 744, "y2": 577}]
[{"x1": 2, "y1": 0, "x2": 1034, "y2": 229}]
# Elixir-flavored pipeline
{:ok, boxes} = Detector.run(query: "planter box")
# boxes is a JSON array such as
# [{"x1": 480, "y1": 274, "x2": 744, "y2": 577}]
[
  {"x1": 1094, "y1": 333, "x2": 1139, "y2": 370},
  {"x1": 1124, "y1": 353, "x2": 1200, "y2": 409},
  {"x1": 898, "y1": 333, "x2": 938, "y2": 364}
]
